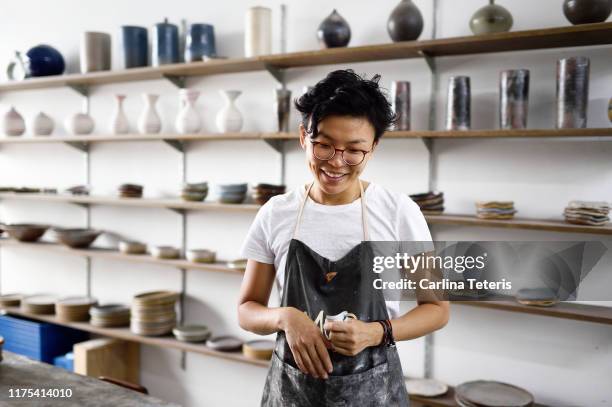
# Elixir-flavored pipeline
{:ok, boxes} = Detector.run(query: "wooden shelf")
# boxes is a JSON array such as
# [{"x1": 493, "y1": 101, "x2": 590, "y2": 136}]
[
  {"x1": 0, "y1": 240, "x2": 245, "y2": 274},
  {"x1": 1, "y1": 23, "x2": 611, "y2": 93},
  {"x1": 0, "y1": 307, "x2": 268, "y2": 367}
]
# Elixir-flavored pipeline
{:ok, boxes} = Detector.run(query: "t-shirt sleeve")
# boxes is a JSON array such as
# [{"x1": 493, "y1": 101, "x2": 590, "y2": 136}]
[
  {"x1": 396, "y1": 194, "x2": 434, "y2": 254},
  {"x1": 240, "y1": 199, "x2": 275, "y2": 264}
]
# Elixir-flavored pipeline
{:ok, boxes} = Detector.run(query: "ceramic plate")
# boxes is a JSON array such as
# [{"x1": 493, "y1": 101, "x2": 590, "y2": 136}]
[
  {"x1": 206, "y1": 335, "x2": 243, "y2": 351},
  {"x1": 405, "y1": 378, "x2": 448, "y2": 397},
  {"x1": 456, "y1": 380, "x2": 534, "y2": 407}
]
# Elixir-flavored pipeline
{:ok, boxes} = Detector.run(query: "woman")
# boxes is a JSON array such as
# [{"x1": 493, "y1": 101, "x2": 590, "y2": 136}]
[{"x1": 238, "y1": 70, "x2": 449, "y2": 406}]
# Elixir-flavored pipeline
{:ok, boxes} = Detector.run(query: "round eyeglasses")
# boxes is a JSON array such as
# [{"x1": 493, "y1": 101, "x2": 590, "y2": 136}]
[{"x1": 309, "y1": 140, "x2": 373, "y2": 166}]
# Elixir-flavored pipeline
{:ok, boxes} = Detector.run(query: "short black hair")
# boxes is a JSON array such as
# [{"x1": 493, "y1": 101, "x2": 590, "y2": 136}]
[{"x1": 295, "y1": 69, "x2": 395, "y2": 142}]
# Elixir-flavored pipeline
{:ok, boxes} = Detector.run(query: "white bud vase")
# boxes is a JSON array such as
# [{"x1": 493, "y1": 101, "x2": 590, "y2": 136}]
[
  {"x1": 175, "y1": 89, "x2": 201, "y2": 134},
  {"x1": 110, "y1": 94, "x2": 130, "y2": 134},
  {"x1": 65, "y1": 111, "x2": 95, "y2": 135},
  {"x1": 216, "y1": 90, "x2": 243, "y2": 133},
  {"x1": 32, "y1": 112, "x2": 55, "y2": 136},
  {"x1": 138, "y1": 94, "x2": 162, "y2": 134},
  {"x1": 3, "y1": 107, "x2": 25, "y2": 136}
]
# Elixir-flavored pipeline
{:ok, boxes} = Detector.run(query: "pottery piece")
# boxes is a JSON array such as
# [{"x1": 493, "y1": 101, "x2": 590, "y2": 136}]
[
  {"x1": 216, "y1": 90, "x2": 244, "y2": 133},
  {"x1": 0, "y1": 294, "x2": 22, "y2": 307},
  {"x1": 110, "y1": 94, "x2": 130, "y2": 134},
  {"x1": 185, "y1": 23, "x2": 216, "y2": 61},
  {"x1": 446, "y1": 76, "x2": 471, "y2": 130},
  {"x1": 387, "y1": 0, "x2": 424, "y2": 42},
  {"x1": 405, "y1": 379, "x2": 449, "y2": 397},
  {"x1": 175, "y1": 89, "x2": 202, "y2": 134},
  {"x1": 173, "y1": 324, "x2": 211, "y2": 342},
  {"x1": 608, "y1": 97, "x2": 612, "y2": 123},
  {"x1": 52, "y1": 228, "x2": 102, "y2": 248},
  {"x1": 80, "y1": 32, "x2": 111, "y2": 73},
  {"x1": 138, "y1": 94, "x2": 162, "y2": 134},
  {"x1": 275, "y1": 88, "x2": 292, "y2": 132},
  {"x1": 153, "y1": 18, "x2": 180, "y2": 66},
  {"x1": 182, "y1": 182, "x2": 208, "y2": 202},
  {"x1": 563, "y1": 0, "x2": 612, "y2": 25},
  {"x1": 245, "y1": 6, "x2": 272, "y2": 57},
  {"x1": 206, "y1": 335, "x2": 243, "y2": 351},
  {"x1": 32, "y1": 112, "x2": 54, "y2": 136},
  {"x1": 122, "y1": 26, "x2": 148, "y2": 68},
  {"x1": 26, "y1": 45, "x2": 65, "y2": 77},
  {"x1": 6, "y1": 51, "x2": 28, "y2": 80},
  {"x1": 150, "y1": 246, "x2": 180, "y2": 259},
  {"x1": 499, "y1": 69, "x2": 529, "y2": 129},
  {"x1": 1, "y1": 223, "x2": 49, "y2": 242},
  {"x1": 186, "y1": 249, "x2": 216, "y2": 263},
  {"x1": 65, "y1": 112, "x2": 95, "y2": 135},
  {"x1": 119, "y1": 240, "x2": 147, "y2": 255},
  {"x1": 3, "y1": 107, "x2": 25, "y2": 136},
  {"x1": 391, "y1": 81, "x2": 411, "y2": 130},
  {"x1": 317, "y1": 9, "x2": 351, "y2": 48},
  {"x1": 243, "y1": 340, "x2": 275, "y2": 360},
  {"x1": 470, "y1": 0, "x2": 514, "y2": 35},
  {"x1": 556, "y1": 57, "x2": 590, "y2": 129}
]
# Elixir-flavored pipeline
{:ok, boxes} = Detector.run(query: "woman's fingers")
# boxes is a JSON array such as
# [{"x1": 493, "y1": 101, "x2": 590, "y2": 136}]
[
  {"x1": 306, "y1": 342, "x2": 329, "y2": 379},
  {"x1": 330, "y1": 343, "x2": 354, "y2": 356},
  {"x1": 292, "y1": 347, "x2": 308, "y2": 375},
  {"x1": 315, "y1": 340, "x2": 333, "y2": 374},
  {"x1": 299, "y1": 345, "x2": 320, "y2": 378}
]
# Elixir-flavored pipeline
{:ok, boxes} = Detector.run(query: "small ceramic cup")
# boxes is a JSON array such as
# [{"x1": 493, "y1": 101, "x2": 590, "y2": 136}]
[{"x1": 324, "y1": 311, "x2": 357, "y2": 340}]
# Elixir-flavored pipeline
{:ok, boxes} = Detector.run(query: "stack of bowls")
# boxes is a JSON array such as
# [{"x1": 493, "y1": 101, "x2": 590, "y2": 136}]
[
  {"x1": 55, "y1": 297, "x2": 97, "y2": 322},
  {"x1": 119, "y1": 240, "x2": 147, "y2": 255},
  {"x1": 172, "y1": 324, "x2": 211, "y2": 342},
  {"x1": 150, "y1": 246, "x2": 180, "y2": 259},
  {"x1": 217, "y1": 183, "x2": 247, "y2": 204},
  {"x1": 1, "y1": 224, "x2": 49, "y2": 242},
  {"x1": 89, "y1": 304, "x2": 131, "y2": 327},
  {"x1": 52, "y1": 228, "x2": 101, "y2": 248},
  {"x1": 252, "y1": 183, "x2": 286, "y2": 205},
  {"x1": 0, "y1": 294, "x2": 22, "y2": 308},
  {"x1": 181, "y1": 182, "x2": 208, "y2": 202},
  {"x1": 22, "y1": 295, "x2": 57, "y2": 315},
  {"x1": 130, "y1": 291, "x2": 179, "y2": 336},
  {"x1": 118, "y1": 184, "x2": 143, "y2": 198}
]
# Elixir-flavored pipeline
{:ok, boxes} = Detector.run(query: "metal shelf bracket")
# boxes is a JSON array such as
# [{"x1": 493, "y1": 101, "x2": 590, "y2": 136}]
[
  {"x1": 68, "y1": 84, "x2": 90, "y2": 97},
  {"x1": 264, "y1": 64, "x2": 286, "y2": 87},
  {"x1": 163, "y1": 139, "x2": 186, "y2": 152},
  {"x1": 163, "y1": 75, "x2": 187, "y2": 89},
  {"x1": 63, "y1": 141, "x2": 89, "y2": 152}
]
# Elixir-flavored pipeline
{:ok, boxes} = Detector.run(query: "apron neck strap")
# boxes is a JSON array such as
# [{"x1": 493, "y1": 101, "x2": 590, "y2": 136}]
[{"x1": 293, "y1": 181, "x2": 370, "y2": 241}]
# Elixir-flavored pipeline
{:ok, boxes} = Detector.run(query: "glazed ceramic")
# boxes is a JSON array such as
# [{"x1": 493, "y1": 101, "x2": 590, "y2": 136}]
[
  {"x1": 65, "y1": 112, "x2": 95, "y2": 135},
  {"x1": 563, "y1": 0, "x2": 612, "y2": 25},
  {"x1": 391, "y1": 81, "x2": 411, "y2": 130},
  {"x1": 6, "y1": 51, "x2": 28, "y2": 80},
  {"x1": 53, "y1": 228, "x2": 101, "y2": 248},
  {"x1": 245, "y1": 7, "x2": 272, "y2": 57},
  {"x1": 175, "y1": 89, "x2": 202, "y2": 134},
  {"x1": 470, "y1": 0, "x2": 514, "y2": 35},
  {"x1": 446, "y1": 76, "x2": 471, "y2": 131},
  {"x1": 275, "y1": 88, "x2": 292, "y2": 132},
  {"x1": 138, "y1": 94, "x2": 162, "y2": 134},
  {"x1": 122, "y1": 26, "x2": 148, "y2": 68},
  {"x1": 32, "y1": 112, "x2": 55, "y2": 136},
  {"x1": 26, "y1": 45, "x2": 65, "y2": 77},
  {"x1": 318, "y1": 9, "x2": 351, "y2": 48},
  {"x1": 387, "y1": 0, "x2": 424, "y2": 42},
  {"x1": 80, "y1": 32, "x2": 111, "y2": 73},
  {"x1": 1, "y1": 224, "x2": 49, "y2": 242},
  {"x1": 185, "y1": 23, "x2": 216, "y2": 61},
  {"x1": 153, "y1": 18, "x2": 180, "y2": 66},
  {"x1": 110, "y1": 94, "x2": 130, "y2": 134},
  {"x1": 150, "y1": 246, "x2": 180, "y2": 259},
  {"x1": 556, "y1": 57, "x2": 590, "y2": 129},
  {"x1": 3, "y1": 107, "x2": 26, "y2": 136},
  {"x1": 499, "y1": 69, "x2": 530, "y2": 129},
  {"x1": 216, "y1": 90, "x2": 244, "y2": 133},
  {"x1": 119, "y1": 240, "x2": 147, "y2": 255}
]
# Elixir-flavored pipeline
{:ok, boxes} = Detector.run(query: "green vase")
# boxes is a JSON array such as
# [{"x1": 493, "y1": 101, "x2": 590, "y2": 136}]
[{"x1": 469, "y1": 0, "x2": 513, "y2": 35}]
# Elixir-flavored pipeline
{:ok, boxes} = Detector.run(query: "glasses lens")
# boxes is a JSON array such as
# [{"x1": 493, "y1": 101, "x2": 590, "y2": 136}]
[
  {"x1": 342, "y1": 150, "x2": 365, "y2": 166},
  {"x1": 313, "y1": 143, "x2": 334, "y2": 160}
]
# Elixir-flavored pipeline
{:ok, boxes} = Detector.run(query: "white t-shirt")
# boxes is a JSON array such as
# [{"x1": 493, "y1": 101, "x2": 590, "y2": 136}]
[{"x1": 240, "y1": 183, "x2": 432, "y2": 318}]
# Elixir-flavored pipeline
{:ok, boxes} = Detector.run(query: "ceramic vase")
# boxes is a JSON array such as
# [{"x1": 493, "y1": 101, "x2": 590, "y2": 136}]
[
  {"x1": 80, "y1": 32, "x2": 112, "y2": 73},
  {"x1": 32, "y1": 112, "x2": 55, "y2": 136},
  {"x1": 387, "y1": 0, "x2": 424, "y2": 42},
  {"x1": 175, "y1": 89, "x2": 202, "y2": 134},
  {"x1": 153, "y1": 18, "x2": 180, "y2": 66},
  {"x1": 556, "y1": 57, "x2": 590, "y2": 129},
  {"x1": 185, "y1": 23, "x2": 216, "y2": 61},
  {"x1": 563, "y1": 0, "x2": 612, "y2": 25},
  {"x1": 391, "y1": 81, "x2": 411, "y2": 131},
  {"x1": 470, "y1": 0, "x2": 514, "y2": 35},
  {"x1": 65, "y1": 111, "x2": 95, "y2": 135},
  {"x1": 275, "y1": 88, "x2": 292, "y2": 132},
  {"x1": 110, "y1": 94, "x2": 130, "y2": 134},
  {"x1": 122, "y1": 26, "x2": 148, "y2": 68},
  {"x1": 499, "y1": 69, "x2": 530, "y2": 129},
  {"x1": 216, "y1": 90, "x2": 244, "y2": 133},
  {"x1": 138, "y1": 94, "x2": 162, "y2": 134},
  {"x1": 3, "y1": 107, "x2": 25, "y2": 136},
  {"x1": 317, "y1": 10, "x2": 351, "y2": 48},
  {"x1": 446, "y1": 76, "x2": 471, "y2": 131},
  {"x1": 245, "y1": 7, "x2": 272, "y2": 57}
]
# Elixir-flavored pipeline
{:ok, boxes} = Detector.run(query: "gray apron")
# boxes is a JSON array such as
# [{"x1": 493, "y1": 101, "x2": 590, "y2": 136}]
[{"x1": 261, "y1": 182, "x2": 409, "y2": 407}]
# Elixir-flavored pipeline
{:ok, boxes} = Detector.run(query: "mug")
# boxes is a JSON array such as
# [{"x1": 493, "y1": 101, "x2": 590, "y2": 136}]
[{"x1": 324, "y1": 311, "x2": 357, "y2": 340}]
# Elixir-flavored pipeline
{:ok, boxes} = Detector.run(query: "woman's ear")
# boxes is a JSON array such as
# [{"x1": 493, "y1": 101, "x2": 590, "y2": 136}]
[{"x1": 299, "y1": 123, "x2": 307, "y2": 149}]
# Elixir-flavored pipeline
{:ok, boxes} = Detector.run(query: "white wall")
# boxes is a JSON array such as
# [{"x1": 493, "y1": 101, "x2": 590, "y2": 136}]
[{"x1": 1, "y1": 1, "x2": 611, "y2": 406}]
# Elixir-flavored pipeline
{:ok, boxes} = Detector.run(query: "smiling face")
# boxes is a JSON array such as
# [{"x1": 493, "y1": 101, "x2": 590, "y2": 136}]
[{"x1": 300, "y1": 115, "x2": 377, "y2": 203}]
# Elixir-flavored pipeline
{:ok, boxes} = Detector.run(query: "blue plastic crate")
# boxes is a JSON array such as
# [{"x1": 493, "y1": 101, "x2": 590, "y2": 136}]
[{"x1": 0, "y1": 315, "x2": 89, "y2": 363}]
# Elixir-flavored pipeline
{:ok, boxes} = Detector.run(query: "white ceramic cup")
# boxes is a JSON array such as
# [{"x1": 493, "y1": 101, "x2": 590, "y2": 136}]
[{"x1": 324, "y1": 311, "x2": 357, "y2": 340}]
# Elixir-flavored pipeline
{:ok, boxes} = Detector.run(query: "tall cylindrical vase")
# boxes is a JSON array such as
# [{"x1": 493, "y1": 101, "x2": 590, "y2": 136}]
[
  {"x1": 556, "y1": 57, "x2": 590, "y2": 129},
  {"x1": 499, "y1": 69, "x2": 530, "y2": 129},
  {"x1": 80, "y1": 32, "x2": 111, "y2": 73},
  {"x1": 110, "y1": 94, "x2": 130, "y2": 134},
  {"x1": 122, "y1": 26, "x2": 148, "y2": 68},
  {"x1": 275, "y1": 89, "x2": 292, "y2": 132},
  {"x1": 391, "y1": 81, "x2": 411, "y2": 131},
  {"x1": 446, "y1": 76, "x2": 471, "y2": 130},
  {"x1": 245, "y1": 7, "x2": 272, "y2": 57},
  {"x1": 152, "y1": 18, "x2": 180, "y2": 66},
  {"x1": 138, "y1": 94, "x2": 162, "y2": 134}
]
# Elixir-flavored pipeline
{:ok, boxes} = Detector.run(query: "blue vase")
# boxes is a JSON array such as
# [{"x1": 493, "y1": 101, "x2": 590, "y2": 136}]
[
  {"x1": 26, "y1": 45, "x2": 65, "y2": 77},
  {"x1": 122, "y1": 26, "x2": 148, "y2": 68},
  {"x1": 185, "y1": 23, "x2": 216, "y2": 62},
  {"x1": 152, "y1": 18, "x2": 179, "y2": 66}
]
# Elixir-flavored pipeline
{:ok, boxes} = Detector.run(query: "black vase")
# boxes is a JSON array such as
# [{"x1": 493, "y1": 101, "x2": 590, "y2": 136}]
[
  {"x1": 317, "y1": 9, "x2": 351, "y2": 48},
  {"x1": 563, "y1": 0, "x2": 612, "y2": 25},
  {"x1": 387, "y1": 0, "x2": 424, "y2": 42},
  {"x1": 446, "y1": 76, "x2": 471, "y2": 131}
]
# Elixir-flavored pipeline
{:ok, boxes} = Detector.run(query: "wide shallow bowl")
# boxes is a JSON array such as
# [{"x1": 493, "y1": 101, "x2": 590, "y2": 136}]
[
  {"x1": 150, "y1": 246, "x2": 180, "y2": 259},
  {"x1": 186, "y1": 249, "x2": 216, "y2": 263},
  {"x1": 53, "y1": 228, "x2": 102, "y2": 248},
  {"x1": 119, "y1": 240, "x2": 147, "y2": 255},
  {"x1": 2, "y1": 224, "x2": 49, "y2": 242},
  {"x1": 216, "y1": 183, "x2": 247, "y2": 193}
]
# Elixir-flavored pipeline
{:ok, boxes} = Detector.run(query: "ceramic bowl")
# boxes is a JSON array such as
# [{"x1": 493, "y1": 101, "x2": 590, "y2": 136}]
[
  {"x1": 216, "y1": 183, "x2": 247, "y2": 193},
  {"x1": 52, "y1": 228, "x2": 102, "y2": 248},
  {"x1": 2, "y1": 224, "x2": 49, "y2": 242},
  {"x1": 150, "y1": 246, "x2": 180, "y2": 259},
  {"x1": 119, "y1": 240, "x2": 147, "y2": 255},
  {"x1": 186, "y1": 249, "x2": 216, "y2": 263},
  {"x1": 173, "y1": 324, "x2": 211, "y2": 342},
  {"x1": 181, "y1": 191, "x2": 208, "y2": 202},
  {"x1": 218, "y1": 192, "x2": 246, "y2": 204},
  {"x1": 183, "y1": 182, "x2": 208, "y2": 192}
]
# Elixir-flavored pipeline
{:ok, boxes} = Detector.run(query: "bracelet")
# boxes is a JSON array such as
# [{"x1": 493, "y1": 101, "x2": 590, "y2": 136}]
[{"x1": 376, "y1": 319, "x2": 396, "y2": 347}]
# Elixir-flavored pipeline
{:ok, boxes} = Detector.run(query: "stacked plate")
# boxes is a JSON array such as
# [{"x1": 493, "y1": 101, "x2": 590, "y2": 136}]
[
  {"x1": 564, "y1": 201, "x2": 610, "y2": 226},
  {"x1": 182, "y1": 182, "x2": 208, "y2": 202},
  {"x1": 405, "y1": 378, "x2": 448, "y2": 397},
  {"x1": 0, "y1": 293, "x2": 22, "y2": 308},
  {"x1": 476, "y1": 201, "x2": 517, "y2": 220},
  {"x1": 65, "y1": 185, "x2": 90, "y2": 195},
  {"x1": 410, "y1": 191, "x2": 444, "y2": 215},
  {"x1": 55, "y1": 297, "x2": 97, "y2": 322},
  {"x1": 252, "y1": 184, "x2": 286, "y2": 205},
  {"x1": 118, "y1": 183, "x2": 143, "y2": 198},
  {"x1": 515, "y1": 287, "x2": 559, "y2": 307},
  {"x1": 217, "y1": 183, "x2": 247, "y2": 204},
  {"x1": 119, "y1": 240, "x2": 147, "y2": 255},
  {"x1": 172, "y1": 324, "x2": 211, "y2": 342},
  {"x1": 130, "y1": 291, "x2": 179, "y2": 336},
  {"x1": 89, "y1": 304, "x2": 131, "y2": 327},
  {"x1": 243, "y1": 339, "x2": 275, "y2": 360},
  {"x1": 22, "y1": 295, "x2": 57, "y2": 315},
  {"x1": 455, "y1": 380, "x2": 534, "y2": 407},
  {"x1": 206, "y1": 335, "x2": 243, "y2": 352},
  {"x1": 186, "y1": 249, "x2": 216, "y2": 263}
]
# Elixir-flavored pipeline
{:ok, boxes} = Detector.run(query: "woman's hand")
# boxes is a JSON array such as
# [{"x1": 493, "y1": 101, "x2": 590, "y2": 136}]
[
  {"x1": 281, "y1": 307, "x2": 333, "y2": 379},
  {"x1": 324, "y1": 319, "x2": 384, "y2": 356}
]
